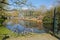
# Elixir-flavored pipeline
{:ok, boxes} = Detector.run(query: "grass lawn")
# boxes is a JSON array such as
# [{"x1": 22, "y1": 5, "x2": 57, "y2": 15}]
[{"x1": 0, "y1": 26, "x2": 17, "y2": 40}]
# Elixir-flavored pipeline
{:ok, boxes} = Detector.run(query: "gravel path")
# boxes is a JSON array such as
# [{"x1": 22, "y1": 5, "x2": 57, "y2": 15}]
[{"x1": 7, "y1": 33, "x2": 58, "y2": 40}]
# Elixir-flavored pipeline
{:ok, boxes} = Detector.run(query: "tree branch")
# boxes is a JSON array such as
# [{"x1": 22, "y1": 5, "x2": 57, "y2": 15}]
[{"x1": 0, "y1": 1, "x2": 10, "y2": 5}]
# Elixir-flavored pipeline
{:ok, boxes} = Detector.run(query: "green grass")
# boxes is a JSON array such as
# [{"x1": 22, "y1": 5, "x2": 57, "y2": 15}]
[{"x1": 0, "y1": 26, "x2": 17, "y2": 40}]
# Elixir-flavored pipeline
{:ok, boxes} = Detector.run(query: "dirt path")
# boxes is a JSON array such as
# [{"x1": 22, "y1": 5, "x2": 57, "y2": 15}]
[{"x1": 7, "y1": 33, "x2": 58, "y2": 40}]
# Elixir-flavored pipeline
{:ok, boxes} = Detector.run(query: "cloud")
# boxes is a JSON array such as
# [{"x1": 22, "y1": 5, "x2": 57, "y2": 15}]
[
  {"x1": 48, "y1": 5, "x2": 54, "y2": 9},
  {"x1": 22, "y1": 7, "x2": 28, "y2": 10}
]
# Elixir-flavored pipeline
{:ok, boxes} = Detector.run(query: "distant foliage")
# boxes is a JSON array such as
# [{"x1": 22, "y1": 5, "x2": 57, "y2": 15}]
[{"x1": 43, "y1": 6, "x2": 60, "y2": 31}]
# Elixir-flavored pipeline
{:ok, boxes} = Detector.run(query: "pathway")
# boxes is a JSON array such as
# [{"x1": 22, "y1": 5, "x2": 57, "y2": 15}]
[{"x1": 7, "y1": 33, "x2": 58, "y2": 40}]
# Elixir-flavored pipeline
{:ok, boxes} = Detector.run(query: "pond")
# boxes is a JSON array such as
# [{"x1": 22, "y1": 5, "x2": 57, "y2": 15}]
[{"x1": 6, "y1": 21, "x2": 45, "y2": 34}]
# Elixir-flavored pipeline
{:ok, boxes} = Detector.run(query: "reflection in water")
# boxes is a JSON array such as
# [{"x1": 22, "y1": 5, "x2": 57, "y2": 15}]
[{"x1": 6, "y1": 22, "x2": 45, "y2": 34}]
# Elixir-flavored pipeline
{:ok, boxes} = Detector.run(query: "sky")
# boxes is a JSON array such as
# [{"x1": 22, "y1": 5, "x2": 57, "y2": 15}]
[
  {"x1": 5, "y1": 0, "x2": 56, "y2": 10},
  {"x1": 30, "y1": 0, "x2": 55, "y2": 8}
]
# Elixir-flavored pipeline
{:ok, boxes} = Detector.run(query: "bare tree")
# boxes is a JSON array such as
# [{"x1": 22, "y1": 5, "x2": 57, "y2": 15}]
[{"x1": 0, "y1": 0, "x2": 28, "y2": 11}]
